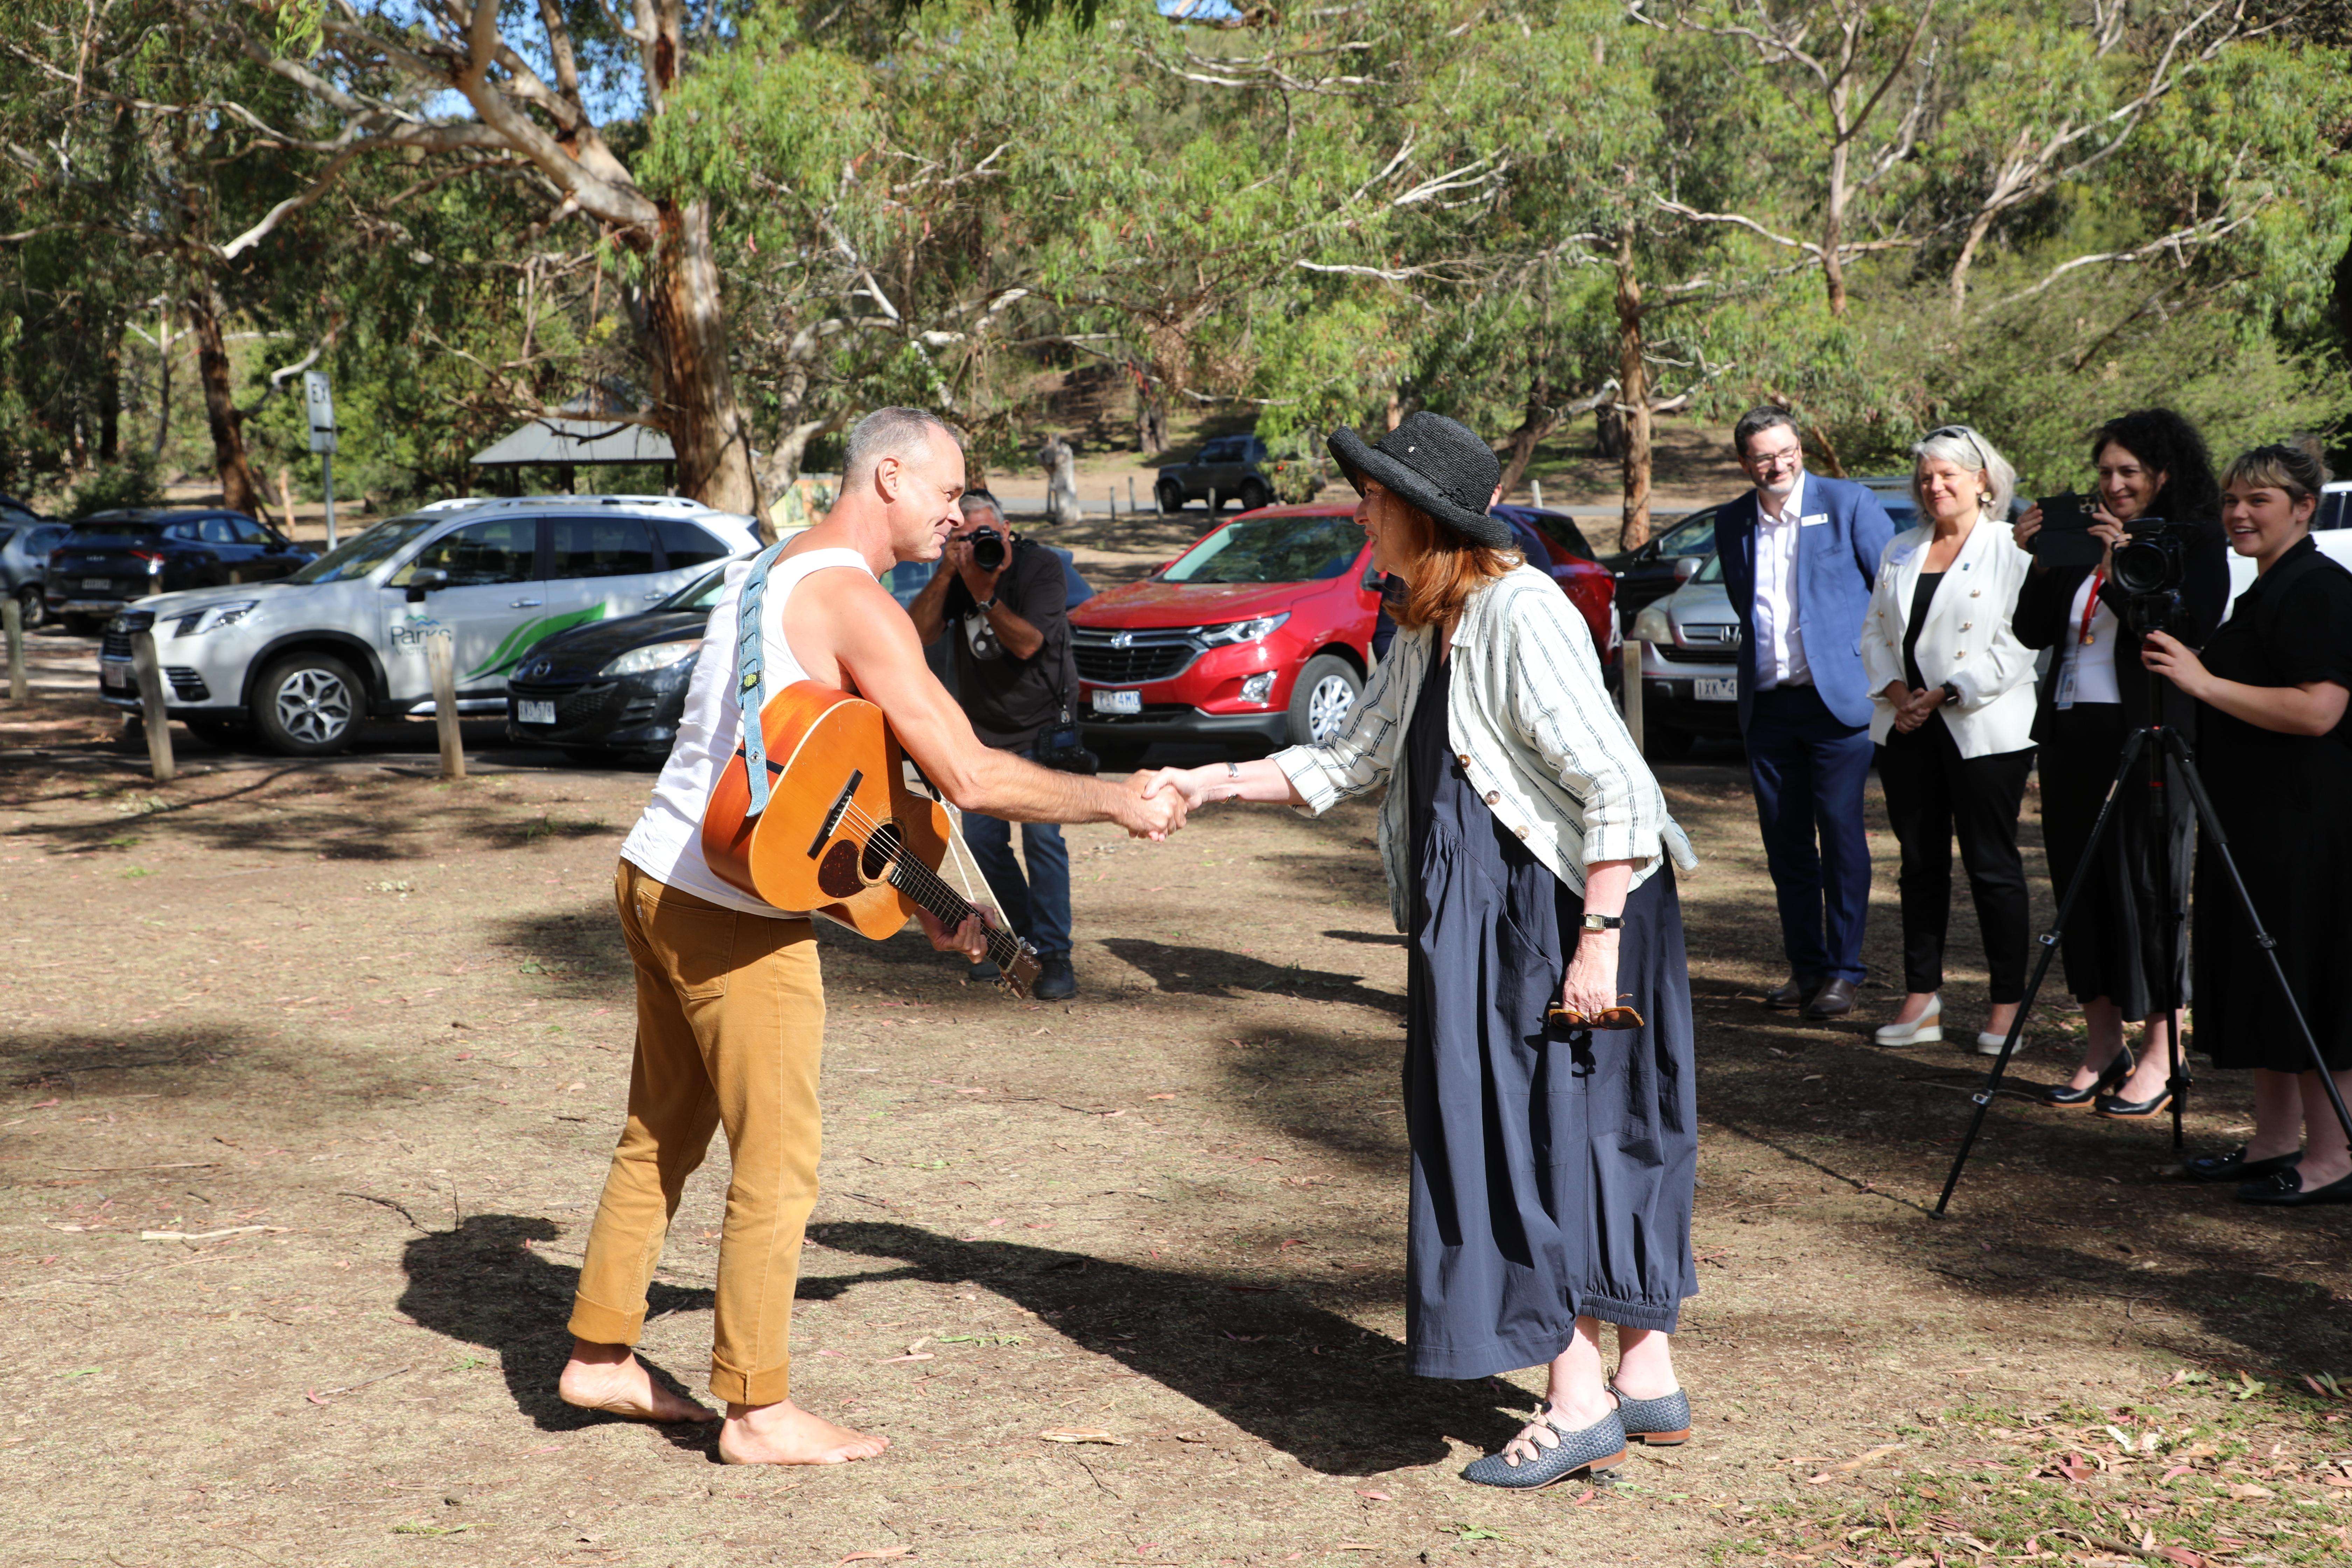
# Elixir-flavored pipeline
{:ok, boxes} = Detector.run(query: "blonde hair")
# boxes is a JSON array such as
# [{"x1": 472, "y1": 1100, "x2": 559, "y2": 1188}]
[
  {"x1": 1386, "y1": 501, "x2": 1521, "y2": 632},
  {"x1": 2222, "y1": 438, "x2": 2329, "y2": 504},
  {"x1": 1911, "y1": 424, "x2": 2016, "y2": 518}
]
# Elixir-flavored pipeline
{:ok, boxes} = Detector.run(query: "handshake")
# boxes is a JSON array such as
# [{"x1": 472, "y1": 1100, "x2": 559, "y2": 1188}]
[{"x1": 1108, "y1": 762, "x2": 1279, "y2": 840}]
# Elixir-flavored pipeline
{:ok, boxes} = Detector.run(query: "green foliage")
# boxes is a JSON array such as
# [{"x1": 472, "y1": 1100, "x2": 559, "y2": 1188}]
[{"x1": 66, "y1": 450, "x2": 164, "y2": 518}]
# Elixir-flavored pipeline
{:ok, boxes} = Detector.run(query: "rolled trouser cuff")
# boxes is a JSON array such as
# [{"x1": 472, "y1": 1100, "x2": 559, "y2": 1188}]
[
  {"x1": 567, "y1": 1290, "x2": 649, "y2": 1348},
  {"x1": 710, "y1": 1351, "x2": 790, "y2": 1407}
]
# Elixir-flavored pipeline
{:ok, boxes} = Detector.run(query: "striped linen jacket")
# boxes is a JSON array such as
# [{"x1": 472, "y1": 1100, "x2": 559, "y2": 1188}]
[{"x1": 1273, "y1": 563, "x2": 1698, "y2": 932}]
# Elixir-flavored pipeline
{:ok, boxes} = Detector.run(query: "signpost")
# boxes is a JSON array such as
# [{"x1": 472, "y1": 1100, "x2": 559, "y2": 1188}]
[{"x1": 303, "y1": 370, "x2": 338, "y2": 550}]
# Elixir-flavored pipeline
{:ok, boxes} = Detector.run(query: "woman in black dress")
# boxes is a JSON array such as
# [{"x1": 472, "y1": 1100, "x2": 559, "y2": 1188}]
[
  {"x1": 1149, "y1": 413, "x2": 1700, "y2": 1489},
  {"x1": 2010, "y1": 410, "x2": 2228, "y2": 1116},
  {"x1": 2142, "y1": 442, "x2": 2352, "y2": 1204}
]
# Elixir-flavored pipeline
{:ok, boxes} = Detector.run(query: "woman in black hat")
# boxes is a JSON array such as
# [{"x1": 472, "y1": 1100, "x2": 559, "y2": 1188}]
[{"x1": 1148, "y1": 412, "x2": 1701, "y2": 1489}]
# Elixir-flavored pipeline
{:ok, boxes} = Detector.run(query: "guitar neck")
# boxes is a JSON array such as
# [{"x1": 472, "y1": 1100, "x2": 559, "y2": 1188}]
[{"x1": 886, "y1": 858, "x2": 1030, "y2": 968}]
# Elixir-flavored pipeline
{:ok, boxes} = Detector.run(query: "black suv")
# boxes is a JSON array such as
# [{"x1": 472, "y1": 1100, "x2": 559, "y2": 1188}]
[
  {"x1": 44, "y1": 509, "x2": 314, "y2": 633},
  {"x1": 1155, "y1": 435, "x2": 1274, "y2": 514}
]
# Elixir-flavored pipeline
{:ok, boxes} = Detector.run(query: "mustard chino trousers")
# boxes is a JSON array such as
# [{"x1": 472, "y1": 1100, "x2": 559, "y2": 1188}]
[{"x1": 568, "y1": 860, "x2": 825, "y2": 1405}]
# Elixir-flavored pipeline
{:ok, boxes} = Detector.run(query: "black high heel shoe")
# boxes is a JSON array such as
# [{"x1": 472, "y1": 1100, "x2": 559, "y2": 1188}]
[
  {"x1": 2042, "y1": 1050, "x2": 2133, "y2": 1109},
  {"x1": 2095, "y1": 1083, "x2": 2179, "y2": 1120}
]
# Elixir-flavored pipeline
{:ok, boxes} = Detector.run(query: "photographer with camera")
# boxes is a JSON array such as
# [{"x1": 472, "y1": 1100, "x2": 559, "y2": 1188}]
[
  {"x1": 2011, "y1": 410, "x2": 2228, "y2": 1118},
  {"x1": 2141, "y1": 442, "x2": 2352, "y2": 1203},
  {"x1": 909, "y1": 489, "x2": 1085, "y2": 1001}
]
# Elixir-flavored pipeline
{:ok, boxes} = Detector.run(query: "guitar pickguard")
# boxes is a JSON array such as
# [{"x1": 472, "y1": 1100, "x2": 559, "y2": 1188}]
[{"x1": 815, "y1": 838, "x2": 866, "y2": 900}]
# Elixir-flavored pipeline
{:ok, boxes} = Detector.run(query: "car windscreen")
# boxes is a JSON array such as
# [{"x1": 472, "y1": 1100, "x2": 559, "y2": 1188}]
[
  {"x1": 1695, "y1": 553, "x2": 1725, "y2": 583},
  {"x1": 1162, "y1": 514, "x2": 1361, "y2": 584},
  {"x1": 665, "y1": 564, "x2": 733, "y2": 611},
  {"x1": 1655, "y1": 510, "x2": 1716, "y2": 557},
  {"x1": 287, "y1": 516, "x2": 441, "y2": 585}
]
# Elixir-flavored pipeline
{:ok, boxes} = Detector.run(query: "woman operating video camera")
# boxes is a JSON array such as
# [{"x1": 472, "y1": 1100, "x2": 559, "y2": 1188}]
[
  {"x1": 2011, "y1": 409, "x2": 2228, "y2": 1118},
  {"x1": 2142, "y1": 442, "x2": 2352, "y2": 1204}
]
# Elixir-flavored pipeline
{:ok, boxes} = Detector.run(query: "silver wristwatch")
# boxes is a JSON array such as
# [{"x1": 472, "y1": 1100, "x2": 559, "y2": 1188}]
[{"x1": 1580, "y1": 912, "x2": 1624, "y2": 932}]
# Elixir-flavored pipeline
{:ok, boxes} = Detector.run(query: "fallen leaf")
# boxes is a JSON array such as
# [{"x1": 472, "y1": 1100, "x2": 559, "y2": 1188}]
[
  {"x1": 141, "y1": 1224, "x2": 286, "y2": 1242},
  {"x1": 1335, "y1": 1545, "x2": 1381, "y2": 1552},
  {"x1": 1147, "y1": 1093, "x2": 1176, "y2": 1100},
  {"x1": 303, "y1": 1390, "x2": 332, "y2": 1406},
  {"x1": 2161, "y1": 1464, "x2": 2193, "y2": 1481},
  {"x1": 27, "y1": 1099, "x2": 59, "y2": 1110},
  {"x1": 1355, "y1": 1489, "x2": 1392, "y2": 1502},
  {"x1": 1833, "y1": 1444, "x2": 1905, "y2": 1472},
  {"x1": 1040, "y1": 1429, "x2": 1127, "y2": 1445},
  {"x1": 2226, "y1": 1482, "x2": 2274, "y2": 1499},
  {"x1": 877, "y1": 1353, "x2": 934, "y2": 1364},
  {"x1": 2156, "y1": 1549, "x2": 2207, "y2": 1568},
  {"x1": 838, "y1": 1550, "x2": 913, "y2": 1565}
]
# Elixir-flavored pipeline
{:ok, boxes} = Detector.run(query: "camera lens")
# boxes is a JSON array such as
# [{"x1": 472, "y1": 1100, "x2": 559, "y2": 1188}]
[{"x1": 970, "y1": 527, "x2": 1007, "y2": 573}]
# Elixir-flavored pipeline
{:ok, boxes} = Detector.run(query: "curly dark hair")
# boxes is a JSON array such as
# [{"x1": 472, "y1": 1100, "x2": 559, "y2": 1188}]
[{"x1": 2089, "y1": 408, "x2": 2222, "y2": 526}]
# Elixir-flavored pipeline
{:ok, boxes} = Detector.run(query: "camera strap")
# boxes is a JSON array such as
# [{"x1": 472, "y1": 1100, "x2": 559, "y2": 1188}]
[{"x1": 2079, "y1": 567, "x2": 2107, "y2": 646}]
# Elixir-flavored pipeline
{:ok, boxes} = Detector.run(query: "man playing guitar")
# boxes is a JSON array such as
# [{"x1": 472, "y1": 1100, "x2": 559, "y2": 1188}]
[{"x1": 556, "y1": 407, "x2": 1187, "y2": 1464}]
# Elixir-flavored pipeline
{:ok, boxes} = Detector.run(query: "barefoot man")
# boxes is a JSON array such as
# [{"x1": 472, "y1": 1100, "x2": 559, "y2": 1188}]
[{"x1": 558, "y1": 407, "x2": 1187, "y2": 1463}]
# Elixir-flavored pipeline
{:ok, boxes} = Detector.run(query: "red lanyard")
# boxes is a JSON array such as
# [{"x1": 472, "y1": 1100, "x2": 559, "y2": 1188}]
[{"x1": 2078, "y1": 568, "x2": 2106, "y2": 647}]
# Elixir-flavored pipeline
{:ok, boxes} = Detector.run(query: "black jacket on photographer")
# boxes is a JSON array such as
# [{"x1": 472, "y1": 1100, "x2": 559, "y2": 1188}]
[
  {"x1": 939, "y1": 536, "x2": 1081, "y2": 751},
  {"x1": 2013, "y1": 518, "x2": 2230, "y2": 735}
]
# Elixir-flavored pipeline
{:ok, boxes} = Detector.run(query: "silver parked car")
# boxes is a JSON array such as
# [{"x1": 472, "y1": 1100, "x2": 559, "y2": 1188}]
[{"x1": 96, "y1": 494, "x2": 758, "y2": 755}]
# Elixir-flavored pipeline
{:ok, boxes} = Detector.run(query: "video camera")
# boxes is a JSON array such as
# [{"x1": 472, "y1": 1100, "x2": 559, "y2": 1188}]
[{"x1": 2112, "y1": 515, "x2": 2199, "y2": 637}]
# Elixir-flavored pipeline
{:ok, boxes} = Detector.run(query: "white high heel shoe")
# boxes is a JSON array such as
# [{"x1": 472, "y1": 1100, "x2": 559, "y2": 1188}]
[{"x1": 1873, "y1": 994, "x2": 1941, "y2": 1046}]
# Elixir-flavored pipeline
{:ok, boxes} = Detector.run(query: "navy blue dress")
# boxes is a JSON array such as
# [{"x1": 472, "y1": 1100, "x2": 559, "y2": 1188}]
[{"x1": 1402, "y1": 654, "x2": 1698, "y2": 1380}]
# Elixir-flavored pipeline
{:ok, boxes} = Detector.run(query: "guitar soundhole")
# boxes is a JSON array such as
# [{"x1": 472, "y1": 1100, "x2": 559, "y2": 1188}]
[
  {"x1": 815, "y1": 840, "x2": 865, "y2": 899},
  {"x1": 860, "y1": 821, "x2": 903, "y2": 882}
]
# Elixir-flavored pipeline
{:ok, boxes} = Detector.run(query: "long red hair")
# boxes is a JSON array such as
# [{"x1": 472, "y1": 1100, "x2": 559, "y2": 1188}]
[{"x1": 1385, "y1": 502, "x2": 1521, "y2": 632}]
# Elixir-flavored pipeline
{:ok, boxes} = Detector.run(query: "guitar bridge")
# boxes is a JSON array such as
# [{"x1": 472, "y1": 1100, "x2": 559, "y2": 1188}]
[{"x1": 807, "y1": 769, "x2": 864, "y2": 860}]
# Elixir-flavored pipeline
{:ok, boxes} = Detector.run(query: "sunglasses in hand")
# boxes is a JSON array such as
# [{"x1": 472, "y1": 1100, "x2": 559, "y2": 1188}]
[{"x1": 1545, "y1": 1002, "x2": 1645, "y2": 1035}]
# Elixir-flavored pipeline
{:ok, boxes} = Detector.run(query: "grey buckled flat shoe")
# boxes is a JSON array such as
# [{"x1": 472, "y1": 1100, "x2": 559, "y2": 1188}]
[
  {"x1": 1609, "y1": 1381, "x2": 1692, "y2": 1446},
  {"x1": 1461, "y1": 1402, "x2": 1628, "y2": 1489}
]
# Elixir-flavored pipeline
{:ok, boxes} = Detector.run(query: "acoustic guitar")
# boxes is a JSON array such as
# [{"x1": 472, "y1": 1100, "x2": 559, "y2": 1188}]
[{"x1": 700, "y1": 680, "x2": 1042, "y2": 997}]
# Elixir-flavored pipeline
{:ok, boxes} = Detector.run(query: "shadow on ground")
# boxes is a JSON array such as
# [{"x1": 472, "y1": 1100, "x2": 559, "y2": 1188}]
[{"x1": 395, "y1": 1213, "x2": 1523, "y2": 1474}]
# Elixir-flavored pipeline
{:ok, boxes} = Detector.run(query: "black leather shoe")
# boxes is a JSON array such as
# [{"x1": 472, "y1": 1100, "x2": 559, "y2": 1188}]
[
  {"x1": 2236, "y1": 1166, "x2": 2352, "y2": 1206},
  {"x1": 2094, "y1": 1086, "x2": 2174, "y2": 1120},
  {"x1": 1764, "y1": 974, "x2": 1825, "y2": 1010},
  {"x1": 2042, "y1": 1052, "x2": 2134, "y2": 1108},
  {"x1": 1802, "y1": 978, "x2": 1859, "y2": 1019},
  {"x1": 2181, "y1": 1145, "x2": 2300, "y2": 1183},
  {"x1": 966, "y1": 959, "x2": 1002, "y2": 984},
  {"x1": 1032, "y1": 956, "x2": 1077, "y2": 1002}
]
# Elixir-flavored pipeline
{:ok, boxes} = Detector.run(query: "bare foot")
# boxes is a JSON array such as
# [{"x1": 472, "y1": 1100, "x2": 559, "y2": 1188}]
[
  {"x1": 559, "y1": 1345, "x2": 719, "y2": 1424},
  {"x1": 718, "y1": 1398, "x2": 890, "y2": 1465}
]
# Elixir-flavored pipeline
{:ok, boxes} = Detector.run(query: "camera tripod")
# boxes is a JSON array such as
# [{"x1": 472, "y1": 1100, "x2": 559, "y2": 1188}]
[{"x1": 1935, "y1": 715, "x2": 2352, "y2": 1216}]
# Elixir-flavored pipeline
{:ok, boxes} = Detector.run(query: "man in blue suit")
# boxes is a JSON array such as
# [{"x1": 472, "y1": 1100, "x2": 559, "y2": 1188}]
[{"x1": 1715, "y1": 408, "x2": 1896, "y2": 1019}]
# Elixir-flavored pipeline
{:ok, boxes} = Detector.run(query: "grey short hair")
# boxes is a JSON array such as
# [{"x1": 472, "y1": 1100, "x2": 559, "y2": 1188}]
[
  {"x1": 844, "y1": 406, "x2": 954, "y2": 484},
  {"x1": 1911, "y1": 424, "x2": 2015, "y2": 519},
  {"x1": 959, "y1": 489, "x2": 1007, "y2": 527}
]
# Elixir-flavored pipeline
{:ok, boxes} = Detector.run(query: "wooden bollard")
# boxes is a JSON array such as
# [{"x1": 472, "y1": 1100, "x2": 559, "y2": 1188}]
[
  {"x1": 427, "y1": 634, "x2": 465, "y2": 780},
  {"x1": 3, "y1": 595, "x2": 24, "y2": 703},
  {"x1": 130, "y1": 630, "x2": 176, "y2": 783}
]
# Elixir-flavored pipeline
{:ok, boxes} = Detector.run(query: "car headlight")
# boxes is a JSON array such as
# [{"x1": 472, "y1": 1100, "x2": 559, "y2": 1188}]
[
  {"x1": 1194, "y1": 613, "x2": 1290, "y2": 647},
  {"x1": 598, "y1": 639, "x2": 702, "y2": 678},
  {"x1": 1630, "y1": 604, "x2": 1671, "y2": 646},
  {"x1": 170, "y1": 600, "x2": 260, "y2": 637}
]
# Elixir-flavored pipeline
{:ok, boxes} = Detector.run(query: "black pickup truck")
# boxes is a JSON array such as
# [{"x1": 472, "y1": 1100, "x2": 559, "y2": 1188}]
[{"x1": 1154, "y1": 435, "x2": 1274, "y2": 514}]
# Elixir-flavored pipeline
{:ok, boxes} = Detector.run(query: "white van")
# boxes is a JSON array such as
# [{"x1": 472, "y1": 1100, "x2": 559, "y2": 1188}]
[{"x1": 97, "y1": 495, "x2": 758, "y2": 755}]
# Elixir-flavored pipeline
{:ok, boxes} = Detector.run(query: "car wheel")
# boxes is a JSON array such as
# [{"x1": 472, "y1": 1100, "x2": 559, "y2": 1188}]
[
  {"x1": 253, "y1": 652, "x2": 362, "y2": 756},
  {"x1": 1154, "y1": 478, "x2": 1187, "y2": 514},
  {"x1": 1238, "y1": 478, "x2": 1272, "y2": 511},
  {"x1": 1286, "y1": 654, "x2": 1362, "y2": 748},
  {"x1": 183, "y1": 716, "x2": 250, "y2": 750},
  {"x1": 12, "y1": 586, "x2": 44, "y2": 630},
  {"x1": 1645, "y1": 722, "x2": 1694, "y2": 761},
  {"x1": 63, "y1": 612, "x2": 106, "y2": 636}
]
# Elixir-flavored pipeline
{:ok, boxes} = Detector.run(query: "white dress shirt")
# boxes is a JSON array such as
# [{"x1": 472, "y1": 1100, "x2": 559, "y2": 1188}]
[
  {"x1": 1751, "y1": 472, "x2": 1811, "y2": 689},
  {"x1": 2054, "y1": 573, "x2": 2122, "y2": 707}
]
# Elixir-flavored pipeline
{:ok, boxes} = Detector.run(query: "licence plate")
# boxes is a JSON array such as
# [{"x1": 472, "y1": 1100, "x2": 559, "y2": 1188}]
[
  {"x1": 101, "y1": 663, "x2": 127, "y2": 690},
  {"x1": 1090, "y1": 688, "x2": 1141, "y2": 715},
  {"x1": 517, "y1": 699, "x2": 557, "y2": 725},
  {"x1": 82, "y1": 577, "x2": 111, "y2": 591},
  {"x1": 1695, "y1": 676, "x2": 1737, "y2": 702}
]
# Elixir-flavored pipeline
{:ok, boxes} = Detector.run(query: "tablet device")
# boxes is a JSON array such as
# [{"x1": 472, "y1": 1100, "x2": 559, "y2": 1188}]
[{"x1": 2032, "y1": 493, "x2": 2108, "y2": 568}]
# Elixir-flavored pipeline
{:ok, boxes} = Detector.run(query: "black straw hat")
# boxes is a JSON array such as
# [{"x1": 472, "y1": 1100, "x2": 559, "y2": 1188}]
[{"x1": 1327, "y1": 411, "x2": 1512, "y2": 549}]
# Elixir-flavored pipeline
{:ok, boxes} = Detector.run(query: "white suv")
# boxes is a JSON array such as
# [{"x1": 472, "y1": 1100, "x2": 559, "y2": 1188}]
[{"x1": 97, "y1": 495, "x2": 759, "y2": 756}]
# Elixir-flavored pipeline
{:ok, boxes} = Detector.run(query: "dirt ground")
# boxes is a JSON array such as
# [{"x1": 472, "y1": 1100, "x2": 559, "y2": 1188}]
[{"x1": 6, "y1": 700, "x2": 2352, "y2": 1568}]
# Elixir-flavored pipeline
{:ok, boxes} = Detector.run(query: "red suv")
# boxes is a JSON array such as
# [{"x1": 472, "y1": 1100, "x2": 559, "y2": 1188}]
[{"x1": 1071, "y1": 503, "x2": 1615, "y2": 767}]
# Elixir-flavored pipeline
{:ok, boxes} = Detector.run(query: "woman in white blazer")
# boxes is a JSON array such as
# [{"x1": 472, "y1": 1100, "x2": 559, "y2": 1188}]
[{"x1": 1862, "y1": 425, "x2": 2040, "y2": 1053}]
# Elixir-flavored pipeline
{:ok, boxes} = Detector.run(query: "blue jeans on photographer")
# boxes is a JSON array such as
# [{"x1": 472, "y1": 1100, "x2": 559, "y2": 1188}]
[{"x1": 961, "y1": 741, "x2": 1072, "y2": 962}]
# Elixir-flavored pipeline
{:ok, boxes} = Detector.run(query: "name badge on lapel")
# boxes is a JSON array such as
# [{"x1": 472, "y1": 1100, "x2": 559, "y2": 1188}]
[{"x1": 1799, "y1": 513, "x2": 1829, "y2": 527}]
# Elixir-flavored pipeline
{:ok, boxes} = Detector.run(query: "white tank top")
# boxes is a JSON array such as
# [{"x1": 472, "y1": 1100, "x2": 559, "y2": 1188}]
[{"x1": 619, "y1": 547, "x2": 874, "y2": 916}]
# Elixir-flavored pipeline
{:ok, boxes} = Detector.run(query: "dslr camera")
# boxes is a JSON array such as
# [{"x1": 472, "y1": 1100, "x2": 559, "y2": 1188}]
[
  {"x1": 967, "y1": 525, "x2": 1009, "y2": 574},
  {"x1": 2113, "y1": 515, "x2": 2199, "y2": 637}
]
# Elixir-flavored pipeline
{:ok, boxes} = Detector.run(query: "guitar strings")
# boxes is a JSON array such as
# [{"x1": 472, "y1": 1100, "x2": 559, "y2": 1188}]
[{"x1": 824, "y1": 794, "x2": 1030, "y2": 969}]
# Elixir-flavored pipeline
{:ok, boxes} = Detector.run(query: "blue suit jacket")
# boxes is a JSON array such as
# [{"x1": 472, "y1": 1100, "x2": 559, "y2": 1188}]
[{"x1": 1716, "y1": 475, "x2": 1897, "y2": 730}]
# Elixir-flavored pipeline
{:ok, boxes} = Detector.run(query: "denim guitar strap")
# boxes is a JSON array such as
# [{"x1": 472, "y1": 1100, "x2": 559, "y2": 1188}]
[{"x1": 734, "y1": 539, "x2": 790, "y2": 818}]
